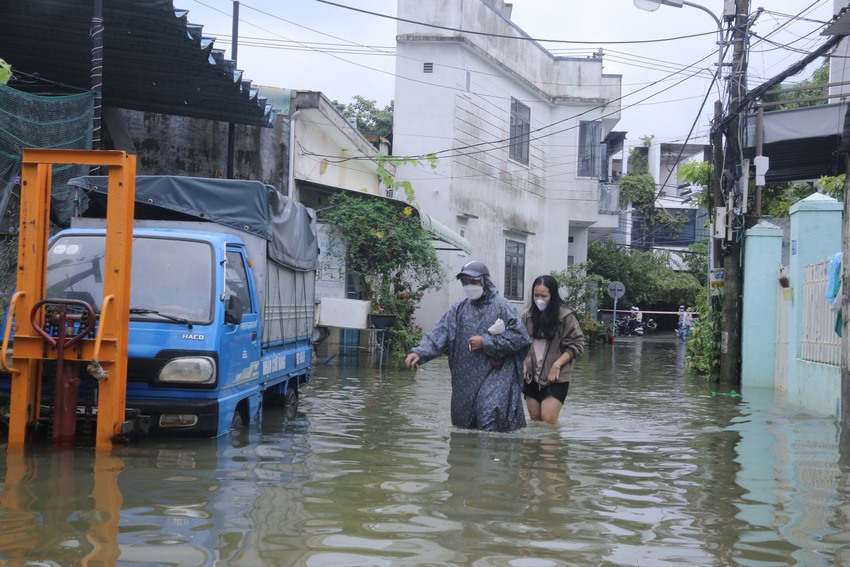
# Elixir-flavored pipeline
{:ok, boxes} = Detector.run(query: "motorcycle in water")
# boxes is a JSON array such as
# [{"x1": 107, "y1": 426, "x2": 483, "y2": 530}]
[
  {"x1": 615, "y1": 316, "x2": 644, "y2": 336},
  {"x1": 614, "y1": 316, "x2": 657, "y2": 337}
]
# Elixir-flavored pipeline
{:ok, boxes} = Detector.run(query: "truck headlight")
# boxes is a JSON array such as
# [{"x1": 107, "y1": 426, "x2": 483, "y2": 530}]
[{"x1": 158, "y1": 357, "x2": 216, "y2": 384}]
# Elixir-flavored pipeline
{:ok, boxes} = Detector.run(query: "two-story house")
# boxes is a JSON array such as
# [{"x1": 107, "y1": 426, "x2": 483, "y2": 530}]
[{"x1": 392, "y1": 0, "x2": 623, "y2": 328}]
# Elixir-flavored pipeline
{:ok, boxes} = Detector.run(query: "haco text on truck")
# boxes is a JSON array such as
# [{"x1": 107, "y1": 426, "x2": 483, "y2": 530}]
[{"x1": 1, "y1": 150, "x2": 318, "y2": 449}]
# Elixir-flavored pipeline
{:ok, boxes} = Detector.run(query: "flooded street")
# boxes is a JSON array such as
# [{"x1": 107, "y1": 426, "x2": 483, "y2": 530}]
[{"x1": 2, "y1": 336, "x2": 850, "y2": 566}]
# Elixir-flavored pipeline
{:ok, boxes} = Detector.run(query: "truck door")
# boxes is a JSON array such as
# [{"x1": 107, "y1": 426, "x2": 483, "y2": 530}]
[{"x1": 220, "y1": 248, "x2": 260, "y2": 390}]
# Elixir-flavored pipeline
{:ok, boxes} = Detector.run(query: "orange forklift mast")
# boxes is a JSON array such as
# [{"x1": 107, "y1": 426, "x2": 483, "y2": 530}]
[{"x1": 1, "y1": 149, "x2": 136, "y2": 451}]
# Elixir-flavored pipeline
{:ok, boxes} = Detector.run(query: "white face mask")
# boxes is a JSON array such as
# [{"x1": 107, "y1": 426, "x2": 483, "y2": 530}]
[
  {"x1": 463, "y1": 284, "x2": 484, "y2": 300},
  {"x1": 534, "y1": 299, "x2": 548, "y2": 311}
]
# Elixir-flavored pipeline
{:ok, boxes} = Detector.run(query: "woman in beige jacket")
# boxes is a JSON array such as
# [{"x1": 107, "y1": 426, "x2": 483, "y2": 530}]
[{"x1": 520, "y1": 275, "x2": 584, "y2": 424}]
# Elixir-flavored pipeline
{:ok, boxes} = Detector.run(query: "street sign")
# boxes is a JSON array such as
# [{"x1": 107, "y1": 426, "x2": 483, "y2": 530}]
[{"x1": 607, "y1": 281, "x2": 625, "y2": 299}]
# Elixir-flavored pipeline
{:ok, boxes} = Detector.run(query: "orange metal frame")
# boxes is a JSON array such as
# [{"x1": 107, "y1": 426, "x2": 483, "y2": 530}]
[{"x1": 6, "y1": 149, "x2": 136, "y2": 451}]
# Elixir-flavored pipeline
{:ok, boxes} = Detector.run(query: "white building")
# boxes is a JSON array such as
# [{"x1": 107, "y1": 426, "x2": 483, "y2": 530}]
[
  {"x1": 617, "y1": 142, "x2": 711, "y2": 267},
  {"x1": 392, "y1": 0, "x2": 623, "y2": 328}
]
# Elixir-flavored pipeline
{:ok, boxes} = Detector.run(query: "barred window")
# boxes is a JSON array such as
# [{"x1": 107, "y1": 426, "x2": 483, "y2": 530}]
[
  {"x1": 509, "y1": 98, "x2": 530, "y2": 164},
  {"x1": 578, "y1": 120, "x2": 602, "y2": 177},
  {"x1": 504, "y1": 240, "x2": 526, "y2": 300}
]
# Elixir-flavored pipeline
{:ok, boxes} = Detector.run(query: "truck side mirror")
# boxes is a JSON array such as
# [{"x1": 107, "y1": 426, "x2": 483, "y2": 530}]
[{"x1": 225, "y1": 295, "x2": 243, "y2": 325}]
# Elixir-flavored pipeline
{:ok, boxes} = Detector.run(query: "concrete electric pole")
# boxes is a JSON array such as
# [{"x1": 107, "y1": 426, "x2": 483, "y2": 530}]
[{"x1": 717, "y1": 0, "x2": 750, "y2": 387}]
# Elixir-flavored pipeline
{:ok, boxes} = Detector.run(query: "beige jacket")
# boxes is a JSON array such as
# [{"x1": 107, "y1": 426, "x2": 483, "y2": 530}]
[{"x1": 520, "y1": 305, "x2": 584, "y2": 386}]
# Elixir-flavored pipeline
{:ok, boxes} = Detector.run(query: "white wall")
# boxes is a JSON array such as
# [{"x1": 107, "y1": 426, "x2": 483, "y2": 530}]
[{"x1": 394, "y1": 0, "x2": 622, "y2": 329}]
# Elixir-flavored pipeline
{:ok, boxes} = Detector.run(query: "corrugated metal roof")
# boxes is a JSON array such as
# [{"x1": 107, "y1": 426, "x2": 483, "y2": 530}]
[{"x1": 0, "y1": 0, "x2": 275, "y2": 127}]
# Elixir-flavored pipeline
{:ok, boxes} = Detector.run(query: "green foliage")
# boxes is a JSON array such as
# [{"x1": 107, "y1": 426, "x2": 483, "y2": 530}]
[
  {"x1": 587, "y1": 239, "x2": 701, "y2": 309},
  {"x1": 550, "y1": 264, "x2": 608, "y2": 342},
  {"x1": 618, "y1": 172, "x2": 656, "y2": 209},
  {"x1": 375, "y1": 153, "x2": 437, "y2": 203},
  {"x1": 677, "y1": 160, "x2": 714, "y2": 209},
  {"x1": 685, "y1": 287, "x2": 721, "y2": 379},
  {"x1": 816, "y1": 174, "x2": 844, "y2": 201},
  {"x1": 0, "y1": 59, "x2": 11, "y2": 85},
  {"x1": 762, "y1": 60, "x2": 829, "y2": 110},
  {"x1": 550, "y1": 263, "x2": 603, "y2": 314},
  {"x1": 626, "y1": 135, "x2": 655, "y2": 175},
  {"x1": 331, "y1": 96, "x2": 394, "y2": 138},
  {"x1": 683, "y1": 242, "x2": 709, "y2": 287},
  {"x1": 319, "y1": 193, "x2": 445, "y2": 354},
  {"x1": 628, "y1": 147, "x2": 649, "y2": 174},
  {"x1": 618, "y1": 172, "x2": 687, "y2": 241},
  {"x1": 760, "y1": 181, "x2": 816, "y2": 217}
]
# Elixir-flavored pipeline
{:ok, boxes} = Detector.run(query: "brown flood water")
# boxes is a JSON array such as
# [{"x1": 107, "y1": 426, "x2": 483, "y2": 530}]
[{"x1": 1, "y1": 335, "x2": 849, "y2": 566}]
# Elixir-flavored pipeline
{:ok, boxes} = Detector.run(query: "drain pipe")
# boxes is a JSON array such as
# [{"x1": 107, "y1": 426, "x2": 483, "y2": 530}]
[{"x1": 288, "y1": 108, "x2": 301, "y2": 201}]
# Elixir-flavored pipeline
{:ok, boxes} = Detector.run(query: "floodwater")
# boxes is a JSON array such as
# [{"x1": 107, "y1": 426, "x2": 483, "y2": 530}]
[{"x1": 2, "y1": 336, "x2": 850, "y2": 566}]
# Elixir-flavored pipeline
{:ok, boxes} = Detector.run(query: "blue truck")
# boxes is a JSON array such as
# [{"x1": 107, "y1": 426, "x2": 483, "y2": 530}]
[{"x1": 1, "y1": 173, "x2": 318, "y2": 440}]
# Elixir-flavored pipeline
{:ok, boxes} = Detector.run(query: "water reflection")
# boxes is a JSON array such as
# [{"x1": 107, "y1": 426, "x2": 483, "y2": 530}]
[{"x1": 0, "y1": 338, "x2": 848, "y2": 565}]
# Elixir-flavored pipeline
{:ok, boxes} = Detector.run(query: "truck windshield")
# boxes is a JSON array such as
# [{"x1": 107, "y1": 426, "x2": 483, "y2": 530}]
[{"x1": 46, "y1": 235, "x2": 214, "y2": 323}]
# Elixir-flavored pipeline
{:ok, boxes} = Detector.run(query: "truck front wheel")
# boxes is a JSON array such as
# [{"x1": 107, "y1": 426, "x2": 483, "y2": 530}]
[
  {"x1": 283, "y1": 389, "x2": 298, "y2": 420},
  {"x1": 231, "y1": 409, "x2": 245, "y2": 431}
]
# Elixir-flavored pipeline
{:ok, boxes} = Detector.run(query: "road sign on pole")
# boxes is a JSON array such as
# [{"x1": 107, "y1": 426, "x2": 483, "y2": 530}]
[
  {"x1": 607, "y1": 281, "x2": 626, "y2": 340},
  {"x1": 607, "y1": 281, "x2": 625, "y2": 299}
]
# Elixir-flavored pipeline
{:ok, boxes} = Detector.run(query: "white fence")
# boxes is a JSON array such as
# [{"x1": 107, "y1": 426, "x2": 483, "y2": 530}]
[{"x1": 801, "y1": 259, "x2": 841, "y2": 366}]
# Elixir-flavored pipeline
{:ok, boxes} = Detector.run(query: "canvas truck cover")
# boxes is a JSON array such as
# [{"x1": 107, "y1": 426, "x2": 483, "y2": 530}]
[{"x1": 68, "y1": 175, "x2": 318, "y2": 271}]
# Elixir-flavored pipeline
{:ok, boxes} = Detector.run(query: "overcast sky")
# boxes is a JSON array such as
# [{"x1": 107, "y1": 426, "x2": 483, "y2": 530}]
[{"x1": 185, "y1": 0, "x2": 837, "y2": 149}]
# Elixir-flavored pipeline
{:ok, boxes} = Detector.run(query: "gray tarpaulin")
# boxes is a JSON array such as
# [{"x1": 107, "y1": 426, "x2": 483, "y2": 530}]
[{"x1": 68, "y1": 175, "x2": 318, "y2": 271}]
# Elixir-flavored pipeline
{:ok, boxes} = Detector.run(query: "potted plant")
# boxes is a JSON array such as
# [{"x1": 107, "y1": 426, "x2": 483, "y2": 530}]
[{"x1": 319, "y1": 193, "x2": 445, "y2": 353}]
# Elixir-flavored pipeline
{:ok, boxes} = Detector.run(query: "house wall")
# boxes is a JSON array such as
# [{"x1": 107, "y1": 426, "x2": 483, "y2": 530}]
[
  {"x1": 115, "y1": 109, "x2": 290, "y2": 186},
  {"x1": 393, "y1": 0, "x2": 622, "y2": 328}
]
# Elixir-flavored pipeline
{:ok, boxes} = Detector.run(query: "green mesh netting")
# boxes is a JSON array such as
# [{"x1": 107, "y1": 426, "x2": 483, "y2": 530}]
[
  {"x1": 0, "y1": 85, "x2": 94, "y2": 313},
  {"x1": 0, "y1": 84, "x2": 94, "y2": 228}
]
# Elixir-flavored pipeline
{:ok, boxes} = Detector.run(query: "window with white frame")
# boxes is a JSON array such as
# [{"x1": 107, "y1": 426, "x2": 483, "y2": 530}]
[
  {"x1": 509, "y1": 98, "x2": 530, "y2": 164},
  {"x1": 578, "y1": 120, "x2": 602, "y2": 177},
  {"x1": 504, "y1": 240, "x2": 526, "y2": 300}
]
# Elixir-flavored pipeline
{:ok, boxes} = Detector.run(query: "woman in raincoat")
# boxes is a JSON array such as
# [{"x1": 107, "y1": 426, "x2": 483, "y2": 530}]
[{"x1": 405, "y1": 261, "x2": 532, "y2": 432}]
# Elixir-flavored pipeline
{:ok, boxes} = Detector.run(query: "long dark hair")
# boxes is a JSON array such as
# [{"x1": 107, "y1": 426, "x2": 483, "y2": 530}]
[{"x1": 529, "y1": 274, "x2": 563, "y2": 340}]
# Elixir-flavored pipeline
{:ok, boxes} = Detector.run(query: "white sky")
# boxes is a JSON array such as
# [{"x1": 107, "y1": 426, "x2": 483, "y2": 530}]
[{"x1": 185, "y1": 0, "x2": 837, "y2": 149}]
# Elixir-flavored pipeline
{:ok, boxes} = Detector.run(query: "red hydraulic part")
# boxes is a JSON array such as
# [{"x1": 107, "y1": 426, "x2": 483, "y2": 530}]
[{"x1": 30, "y1": 299, "x2": 96, "y2": 448}]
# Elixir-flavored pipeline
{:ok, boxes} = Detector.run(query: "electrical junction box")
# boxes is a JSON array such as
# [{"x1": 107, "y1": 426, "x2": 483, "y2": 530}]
[{"x1": 714, "y1": 207, "x2": 727, "y2": 239}]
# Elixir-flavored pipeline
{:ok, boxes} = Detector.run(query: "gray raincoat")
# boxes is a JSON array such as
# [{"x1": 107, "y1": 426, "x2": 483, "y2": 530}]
[{"x1": 411, "y1": 277, "x2": 532, "y2": 432}]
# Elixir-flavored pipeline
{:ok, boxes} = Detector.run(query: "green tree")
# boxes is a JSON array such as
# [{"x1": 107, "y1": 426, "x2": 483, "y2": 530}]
[
  {"x1": 550, "y1": 264, "x2": 607, "y2": 341},
  {"x1": 331, "y1": 96, "x2": 394, "y2": 139},
  {"x1": 762, "y1": 60, "x2": 828, "y2": 110},
  {"x1": 677, "y1": 160, "x2": 714, "y2": 209},
  {"x1": 683, "y1": 241, "x2": 709, "y2": 286},
  {"x1": 816, "y1": 174, "x2": 844, "y2": 201},
  {"x1": 588, "y1": 239, "x2": 701, "y2": 310},
  {"x1": 319, "y1": 193, "x2": 445, "y2": 354},
  {"x1": 760, "y1": 181, "x2": 816, "y2": 217}
]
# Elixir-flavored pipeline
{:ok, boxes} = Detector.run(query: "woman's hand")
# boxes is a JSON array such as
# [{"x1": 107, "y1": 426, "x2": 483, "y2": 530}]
[
  {"x1": 524, "y1": 367, "x2": 532, "y2": 383},
  {"x1": 467, "y1": 335, "x2": 483, "y2": 351}
]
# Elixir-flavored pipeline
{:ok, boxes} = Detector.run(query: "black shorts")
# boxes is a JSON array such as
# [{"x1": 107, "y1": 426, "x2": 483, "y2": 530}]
[{"x1": 523, "y1": 380, "x2": 570, "y2": 403}]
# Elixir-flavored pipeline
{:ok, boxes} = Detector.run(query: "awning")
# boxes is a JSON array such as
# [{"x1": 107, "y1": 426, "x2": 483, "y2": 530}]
[
  {"x1": 301, "y1": 181, "x2": 471, "y2": 254},
  {"x1": 1, "y1": 0, "x2": 274, "y2": 127},
  {"x1": 743, "y1": 103, "x2": 846, "y2": 182},
  {"x1": 418, "y1": 210, "x2": 472, "y2": 254}
]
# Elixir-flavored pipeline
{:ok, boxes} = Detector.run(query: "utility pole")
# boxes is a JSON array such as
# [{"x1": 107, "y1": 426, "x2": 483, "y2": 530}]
[{"x1": 718, "y1": 0, "x2": 750, "y2": 387}]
